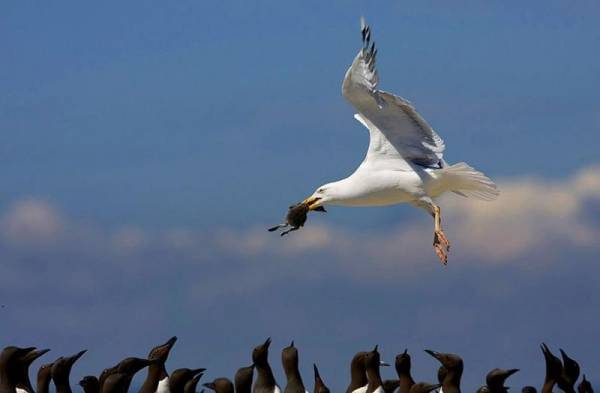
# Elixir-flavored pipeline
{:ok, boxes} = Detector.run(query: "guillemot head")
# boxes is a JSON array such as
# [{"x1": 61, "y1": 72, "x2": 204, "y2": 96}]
[
  {"x1": 424, "y1": 350, "x2": 463, "y2": 374},
  {"x1": 184, "y1": 374, "x2": 204, "y2": 393},
  {"x1": 78, "y1": 376, "x2": 99, "y2": 393},
  {"x1": 540, "y1": 343, "x2": 563, "y2": 382},
  {"x1": 252, "y1": 337, "x2": 272, "y2": 366},
  {"x1": 558, "y1": 349, "x2": 580, "y2": 392},
  {"x1": 486, "y1": 368, "x2": 519, "y2": 393},
  {"x1": 395, "y1": 349, "x2": 411, "y2": 375},
  {"x1": 51, "y1": 350, "x2": 87, "y2": 383},
  {"x1": 281, "y1": 341, "x2": 300, "y2": 374},
  {"x1": 148, "y1": 336, "x2": 178, "y2": 363},
  {"x1": 203, "y1": 378, "x2": 234, "y2": 393}
]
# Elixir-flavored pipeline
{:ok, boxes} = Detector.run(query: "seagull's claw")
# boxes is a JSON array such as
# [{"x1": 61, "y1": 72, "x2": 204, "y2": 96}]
[{"x1": 433, "y1": 230, "x2": 450, "y2": 265}]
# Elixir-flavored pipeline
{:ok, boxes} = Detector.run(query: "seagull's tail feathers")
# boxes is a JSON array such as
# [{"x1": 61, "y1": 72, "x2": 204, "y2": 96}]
[{"x1": 440, "y1": 162, "x2": 499, "y2": 201}]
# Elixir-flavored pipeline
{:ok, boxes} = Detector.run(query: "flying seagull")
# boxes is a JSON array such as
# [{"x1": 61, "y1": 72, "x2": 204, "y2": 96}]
[{"x1": 300, "y1": 18, "x2": 499, "y2": 264}]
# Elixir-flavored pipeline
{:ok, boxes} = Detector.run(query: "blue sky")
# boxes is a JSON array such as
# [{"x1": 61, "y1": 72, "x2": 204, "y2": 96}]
[{"x1": 1, "y1": 1, "x2": 599, "y2": 392}]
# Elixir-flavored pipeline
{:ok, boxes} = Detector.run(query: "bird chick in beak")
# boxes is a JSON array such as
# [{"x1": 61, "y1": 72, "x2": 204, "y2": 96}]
[{"x1": 268, "y1": 200, "x2": 326, "y2": 236}]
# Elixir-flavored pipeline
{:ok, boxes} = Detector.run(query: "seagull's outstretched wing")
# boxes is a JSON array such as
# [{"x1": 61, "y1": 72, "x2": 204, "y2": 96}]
[{"x1": 342, "y1": 18, "x2": 445, "y2": 168}]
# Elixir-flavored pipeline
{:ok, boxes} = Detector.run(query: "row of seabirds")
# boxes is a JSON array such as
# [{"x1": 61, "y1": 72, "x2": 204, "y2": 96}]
[{"x1": 0, "y1": 338, "x2": 594, "y2": 393}]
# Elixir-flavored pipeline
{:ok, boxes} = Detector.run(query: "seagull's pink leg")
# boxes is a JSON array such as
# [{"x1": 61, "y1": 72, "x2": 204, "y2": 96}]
[{"x1": 432, "y1": 204, "x2": 450, "y2": 265}]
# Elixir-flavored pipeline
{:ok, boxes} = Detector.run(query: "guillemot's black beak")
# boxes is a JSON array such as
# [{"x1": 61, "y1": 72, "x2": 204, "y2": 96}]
[{"x1": 263, "y1": 337, "x2": 272, "y2": 348}]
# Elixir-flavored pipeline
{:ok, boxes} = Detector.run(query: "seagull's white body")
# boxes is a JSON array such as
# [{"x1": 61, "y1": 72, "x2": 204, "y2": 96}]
[{"x1": 303, "y1": 18, "x2": 499, "y2": 263}]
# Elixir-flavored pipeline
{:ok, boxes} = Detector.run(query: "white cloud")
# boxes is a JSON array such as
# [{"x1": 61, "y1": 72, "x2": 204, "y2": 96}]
[
  {"x1": 0, "y1": 198, "x2": 66, "y2": 247},
  {"x1": 0, "y1": 165, "x2": 598, "y2": 286}
]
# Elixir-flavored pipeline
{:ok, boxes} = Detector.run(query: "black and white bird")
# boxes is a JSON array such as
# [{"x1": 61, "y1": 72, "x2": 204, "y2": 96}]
[
  {"x1": 102, "y1": 358, "x2": 154, "y2": 393},
  {"x1": 363, "y1": 346, "x2": 388, "y2": 393},
  {"x1": 51, "y1": 350, "x2": 87, "y2": 393},
  {"x1": 557, "y1": 349, "x2": 580, "y2": 393},
  {"x1": 395, "y1": 350, "x2": 415, "y2": 393},
  {"x1": 577, "y1": 375, "x2": 594, "y2": 393},
  {"x1": 169, "y1": 368, "x2": 205, "y2": 393},
  {"x1": 79, "y1": 376, "x2": 100, "y2": 393},
  {"x1": 540, "y1": 344, "x2": 563, "y2": 393},
  {"x1": 15, "y1": 348, "x2": 50, "y2": 393},
  {"x1": 234, "y1": 365, "x2": 254, "y2": 393},
  {"x1": 139, "y1": 337, "x2": 178, "y2": 393},
  {"x1": 184, "y1": 375, "x2": 203, "y2": 393},
  {"x1": 282, "y1": 342, "x2": 308, "y2": 393},
  {"x1": 346, "y1": 352, "x2": 368, "y2": 393},
  {"x1": 35, "y1": 362, "x2": 55, "y2": 393},
  {"x1": 424, "y1": 350, "x2": 462, "y2": 393},
  {"x1": 485, "y1": 368, "x2": 519, "y2": 393},
  {"x1": 204, "y1": 379, "x2": 234, "y2": 393},
  {"x1": 0, "y1": 346, "x2": 36, "y2": 393},
  {"x1": 312, "y1": 365, "x2": 329, "y2": 393},
  {"x1": 252, "y1": 338, "x2": 280, "y2": 393}
]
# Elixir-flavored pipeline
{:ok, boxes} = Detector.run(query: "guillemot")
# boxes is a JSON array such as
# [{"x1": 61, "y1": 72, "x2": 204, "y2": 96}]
[
  {"x1": 139, "y1": 337, "x2": 178, "y2": 393},
  {"x1": 184, "y1": 375, "x2": 203, "y2": 393},
  {"x1": 234, "y1": 365, "x2": 254, "y2": 393},
  {"x1": 364, "y1": 346, "x2": 387, "y2": 393},
  {"x1": 345, "y1": 352, "x2": 368, "y2": 393},
  {"x1": 282, "y1": 342, "x2": 308, "y2": 393},
  {"x1": 102, "y1": 358, "x2": 154, "y2": 393},
  {"x1": 169, "y1": 368, "x2": 205, "y2": 393},
  {"x1": 204, "y1": 379, "x2": 234, "y2": 393},
  {"x1": 252, "y1": 338, "x2": 280, "y2": 393},
  {"x1": 99, "y1": 364, "x2": 120, "y2": 393},
  {"x1": 486, "y1": 368, "x2": 519, "y2": 393},
  {"x1": 79, "y1": 376, "x2": 100, "y2": 393},
  {"x1": 577, "y1": 375, "x2": 594, "y2": 393},
  {"x1": 51, "y1": 350, "x2": 87, "y2": 393},
  {"x1": 395, "y1": 350, "x2": 415, "y2": 393},
  {"x1": 558, "y1": 349, "x2": 580, "y2": 393},
  {"x1": 424, "y1": 350, "x2": 462, "y2": 393},
  {"x1": 540, "y1": 344, "x2": 562, "y2": 393},
  {"x1": 35, "y1": 362, "x2": 55, "y2": 393},
  {"x1": 312, "y1": 364, "x2": 329, "y2": 393},
  {"x1": 15, "y1": 348, "x2": 50, "y2": 393},
  {"x1": 0, "y1": 346, "x2": 36, "y2": 393}
]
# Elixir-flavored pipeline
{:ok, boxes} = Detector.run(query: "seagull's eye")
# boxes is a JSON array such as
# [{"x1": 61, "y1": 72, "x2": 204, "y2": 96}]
[{"x1": 318, "y1": 188, "x2": 325, "y2": 193}]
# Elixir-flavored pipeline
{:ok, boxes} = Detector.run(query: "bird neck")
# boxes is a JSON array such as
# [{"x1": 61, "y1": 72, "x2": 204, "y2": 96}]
[
  {"x1": 350, "y1": 362, "x2": 367, "y2": 389},
  {"x1": 36, "y1": 376, "x2": 52, "y2": 393},
  {"x1": 256, "y1": 363, "x2": 277, "y2": 386},
  {"x1": 540, "y1": 380, "x2": 555, "y2": 393},
  {"x1": 398, "y1": 375, "x2": 415, "y2": 393},
  {"x1": 366, "y1": 367, "x2": 383, "y2": 392},
  {"x1": 442, "y1": 372, "x2": 461, "y2": 393},
  {"x1": 140, "y1": 362, "x2": 168, "y2": 393}
]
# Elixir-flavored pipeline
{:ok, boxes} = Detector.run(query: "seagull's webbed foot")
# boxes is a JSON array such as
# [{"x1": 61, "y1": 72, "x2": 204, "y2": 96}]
[
  {"x1": 280, "y1": 226, "x2": 299, "y2": 237},
  {"x1": 433, "y1": 230, "x2": 450, "y2": 265}
]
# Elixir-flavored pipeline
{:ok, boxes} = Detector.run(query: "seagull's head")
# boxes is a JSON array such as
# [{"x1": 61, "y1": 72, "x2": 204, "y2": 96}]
[{"x1": 302, "y1": 183, "x2": 339, "y2": 210}]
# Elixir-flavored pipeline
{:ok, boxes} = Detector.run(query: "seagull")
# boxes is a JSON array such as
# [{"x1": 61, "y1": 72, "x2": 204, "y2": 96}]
[{"x1": 300, "y1": 17, "x2": 499, "y2": 264}]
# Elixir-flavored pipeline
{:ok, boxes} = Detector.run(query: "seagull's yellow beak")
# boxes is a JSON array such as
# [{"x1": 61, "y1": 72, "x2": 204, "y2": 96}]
[{"x1": 302, "y1": 196, "x2": 322, "y2": 211}]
